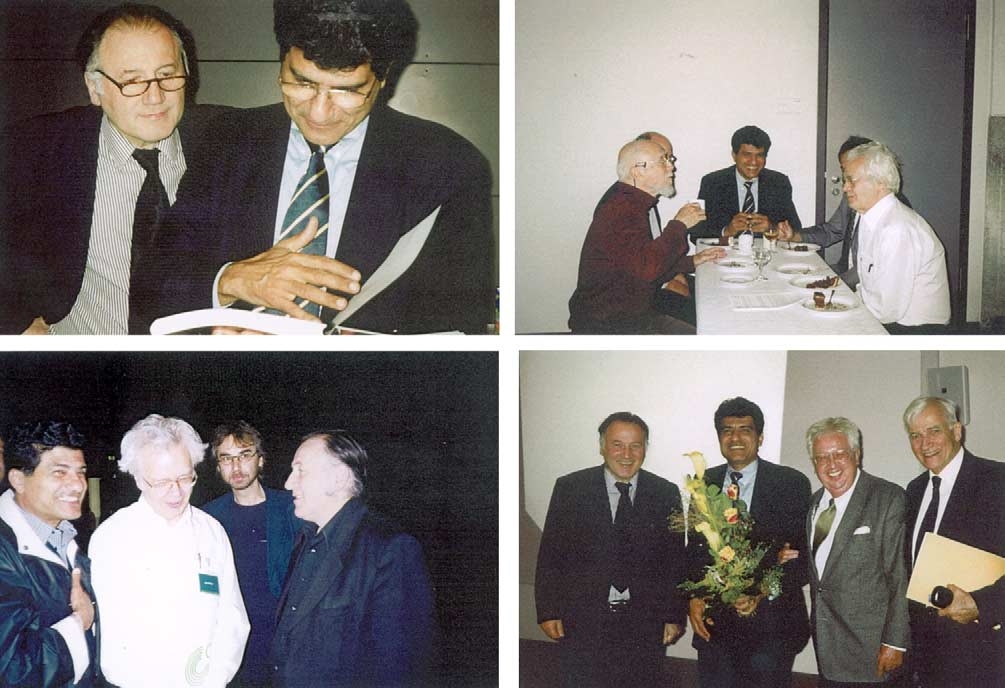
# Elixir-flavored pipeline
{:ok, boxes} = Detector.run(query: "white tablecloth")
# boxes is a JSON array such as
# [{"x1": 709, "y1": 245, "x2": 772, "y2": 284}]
[{"x1": 695, "y1": 247, "x2": 889, "y2": 335}]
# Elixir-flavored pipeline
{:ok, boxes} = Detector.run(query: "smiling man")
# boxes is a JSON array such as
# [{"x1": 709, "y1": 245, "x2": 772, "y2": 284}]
[
  {"x1": 686, "y1": 397, "x2": 811, "y2": 688},
  {"x1": 0, "y1": 3, "x2": 226, "y2": 335},
  {"x1": 0, "y1": 421, "x2": 99, "y2": 687},
  {"x1": 89, "y1": 414, "x2": 249, "y2": 687},
  {"x1": 535, "y1": 412, "x2": 687, "y2": 688},
  {"x1": 902, "y1": 396, "x2": 1005, "y2": 687},
  {"x1": 139, "y1": 0, "x2": 495, "y2": 334},
  {"x1": 803, "y1": 417, "x2": 909, "y2": 687},
  {"x1": 693, "y1": 125, "x2": 802, "y2": 239}
]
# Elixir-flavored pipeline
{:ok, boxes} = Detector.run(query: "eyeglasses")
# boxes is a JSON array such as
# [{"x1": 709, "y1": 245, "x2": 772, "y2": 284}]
[
  {"x1": 634, "y1": 153, "x2": 677, "y2": 169},
  {"x1": 94, "y1": 70, "x2": 187, "y2": 97},
  {"x1": 142, "y1": 474, "x2": 198, "y2": 492},
  {"x1": 217, "y1": 450, "x2": 260, "y2": 467},
  {"x1": 812, "y1": 449, "x2": 854, "y2": 466},
  {"x1": 278, "y1": 77, "x2": 378, "y2": 108}
]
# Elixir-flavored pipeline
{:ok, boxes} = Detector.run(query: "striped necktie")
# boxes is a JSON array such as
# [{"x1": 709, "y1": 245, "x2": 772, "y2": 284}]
[
  {"x1": 812, "y1": 498, "x2": 836, "y2": 554},
  {"x1": 742, "y1": 181, "x2": 755, "y2": 213}
]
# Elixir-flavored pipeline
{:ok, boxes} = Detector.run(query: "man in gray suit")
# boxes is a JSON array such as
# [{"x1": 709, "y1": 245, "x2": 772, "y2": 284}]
[{"x1": 804, "y1": 417, "x2": 910, "y2": 686}]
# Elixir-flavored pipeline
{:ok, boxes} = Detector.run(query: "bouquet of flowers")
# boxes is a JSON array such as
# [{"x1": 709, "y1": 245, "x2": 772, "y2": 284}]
[{"x1": 672, "y1": 451, "x2": 783, "y2": 610}]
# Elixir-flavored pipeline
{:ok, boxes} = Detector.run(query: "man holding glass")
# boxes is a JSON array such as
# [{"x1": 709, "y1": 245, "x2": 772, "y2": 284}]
[
  {"x1": 138, "y1": 0, "x2": 495, "y2": 334},
  {"x1": 202, "y1": 420, "x2": 301, "y2": 687},
  {"x1": 89, "y1": 414, "x2": 249, "y2": 687}
]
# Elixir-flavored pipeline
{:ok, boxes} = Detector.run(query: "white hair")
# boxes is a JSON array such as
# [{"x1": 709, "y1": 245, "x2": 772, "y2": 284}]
[
  {"x1": 119, "y1": 414, "x2": 206, "y2": 477},
  {"x1": 844, "y1": 141, "x2": 901, "y2": 194}
]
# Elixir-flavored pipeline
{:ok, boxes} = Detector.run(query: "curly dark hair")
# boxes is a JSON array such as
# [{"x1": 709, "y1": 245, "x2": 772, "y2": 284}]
[
  {"x1": 273, "y1": 0, "x2": 417, "y2": 81},
  {"x1": 714, "y1": 397, "x2": 765, "y2": 436},
  {"x1": 5, "y1": 421, "x2": 85, "y2": 477}
]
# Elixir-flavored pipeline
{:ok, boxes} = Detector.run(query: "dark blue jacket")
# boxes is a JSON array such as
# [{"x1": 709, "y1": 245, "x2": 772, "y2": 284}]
[
  {"x1": 202, "y1": 487, "x2": 301, "y2": 600},
  {"x1": 269, "y1": 498, "x2": 435, "y2": 687},
  {"x1": 0, "y1": 492, "x2": 100, "y2": 687}
]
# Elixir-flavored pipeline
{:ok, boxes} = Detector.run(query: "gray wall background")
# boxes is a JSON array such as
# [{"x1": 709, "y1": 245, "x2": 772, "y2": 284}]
[{"x1": 0, "y1": 0, "x2": 499, "y2": 282}]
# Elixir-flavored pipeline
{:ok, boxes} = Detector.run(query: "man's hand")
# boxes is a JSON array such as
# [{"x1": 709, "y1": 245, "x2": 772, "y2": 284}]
[
  {"x1": 21, "y1": 316, "x2": 50, "y2": 335},
  {"x1": 733, "y1": 593, "x2": 765, "y2": 617},
  {"x1": 217, "y1": 217, "x2": 361, "y2": 321},
  {"x1": 937, "y1": 584, "x2": 979, "y2": 624},
  {"x1": 69, "y1": 568, "x2": 94, "y2": 631},
  {"x1": 673, "y1": 202, "x2": 707, "y2": 229},
  {"x1": 876, "y1": 645, "x2": 904, "y2": 677},
  {"x1": 777, "y1": 220, "x2": 801, "y2": 242},
  {"x1": 693, "y1": 247, "x2": 726, "y2": 267},
  {"x1": 725, "y1": 212, "x2": 770, "y2": 237},
  {"x1": 539, "y1": 619, "x2": 565, "y2": 640},
  {"x1": 662, "y1": 622, "x2": 685, "y2": 645},
  {"x1": 777, "y1": 541, "x2": 800, "y2": 565},
  {"x1": 689, "y1": 597, "x2": 713, "y2": 641}
]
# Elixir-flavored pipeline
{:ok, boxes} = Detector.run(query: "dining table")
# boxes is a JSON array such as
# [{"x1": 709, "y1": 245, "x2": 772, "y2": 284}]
[{"x1": 694, "y1": 240, "x2": 889, "y2": 335}]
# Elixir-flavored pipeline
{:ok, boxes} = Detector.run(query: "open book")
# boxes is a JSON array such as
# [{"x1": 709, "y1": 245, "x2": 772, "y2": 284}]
[{"x1": 150, "y1": 206, "x2": 443, "y2": 335}]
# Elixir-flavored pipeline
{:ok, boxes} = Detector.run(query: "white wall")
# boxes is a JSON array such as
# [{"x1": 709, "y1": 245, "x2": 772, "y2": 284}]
[{"x1": 515, "y1": 1, "x2": 819, "y2": 332}]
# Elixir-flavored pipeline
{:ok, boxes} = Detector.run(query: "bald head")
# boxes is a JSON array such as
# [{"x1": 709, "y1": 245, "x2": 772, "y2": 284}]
[
  {"x1": 637, "y1": 131, "x2": 671, "y2": 155},
  {"x1": 617, "y1": 139, "x2": 675, "y2": 197},
  {"x1": 617, "y1": 140, "x2": 663, "y2": 181}
]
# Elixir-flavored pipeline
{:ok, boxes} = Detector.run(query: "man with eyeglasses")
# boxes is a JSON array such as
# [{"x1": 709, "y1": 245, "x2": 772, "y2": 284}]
[
  {"x1": 136, "y1": 0, "x2": 494, "y2": 334},
  {"x1": 0, "y1": 3, "x2": 226, "y2": 335},
  {"x1": 567, "y1": 137, "x2": 724, "y2": 334},
  {"x1": 901, "y1": 396, "x2": 1005, "y2": 687},
  {"x1": 0, "y1": 421, "x2": 100, "y2": 687},
  {"x1": 202, "y1": 421, "x2": 301, "y2": 687},
  {"x1": 89, "y1": 414, "x2": 249, "y2": 687},
  {"x1": 803, "y1": 417, "x2": 909, "y2": 686}
]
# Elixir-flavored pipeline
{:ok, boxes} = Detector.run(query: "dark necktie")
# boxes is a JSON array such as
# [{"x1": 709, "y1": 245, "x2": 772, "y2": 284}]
[
  {"x1": 812, "y1": 498, "x2": 836, "y2": 554},
  {"x1": 914, "y1": 475, "x2": 942, "y2": 562},
  {"x1": 742, "y1": 181, "x2": 755, "y2": 213},
  {"x1": 612, "y1": 482, "x2": 633, "y2": 592},
  {"x1": 130, "y1": 148, "x2": 168, "y2": 333},
  {"x1": 836, "y1": 210, "x2": 858, "y2": 273},
  {"x1": 729, "y1": 471, "x2": 742, "y2": 505}
]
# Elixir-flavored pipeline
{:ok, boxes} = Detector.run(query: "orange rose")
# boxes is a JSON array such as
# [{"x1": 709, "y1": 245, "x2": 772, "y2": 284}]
[
  {"x1": 718, "y1": 546, "x2": 736, "y2": 563},
  {"x1": 724, "y1": 507, "x2": 739, "y2": 524},
  {"x1": 726, "y1": 483, "x2": 739, "y2": 501}
]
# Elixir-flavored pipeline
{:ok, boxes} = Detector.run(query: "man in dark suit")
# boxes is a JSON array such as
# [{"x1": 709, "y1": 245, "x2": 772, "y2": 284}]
[
  {"x1": 138, "y1": 0, "x2": 494, "y2": 335},
  {"x1": 0, "y1": 3, "x2": 223, "y2": 335},
  {"x1": 902, "y1": 396, "x2": 1005, "y2": 688},
  {"x1": 803, "y1": 417, "x2": 909, "y2": 686},
  {"x1": 692, "y1": 125, "x2": 802, "y2": 239},
  {"x1": 535, "y1": 412, "x2": 687, "y2": 687},
  {"x1": 687, "y1": 397, "x2": 811, "y2": 688},
  {"x1": 270, "y1": 430, "x2": 434, "y2": 687}
]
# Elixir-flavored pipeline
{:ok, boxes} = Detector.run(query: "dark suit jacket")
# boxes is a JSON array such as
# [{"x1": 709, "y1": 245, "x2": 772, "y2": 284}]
[
  {"x1": 0, "y1": 104, "x2": 227, "y2": 334},
  {"x1": 688, "y1": 459, "x2": 811, "y2": 655},
  {"x1": 270, "y1": 498, "x2": 434, "y2": 687},
  {"x1": 807, "y1": 471, "x2": 910, "y2": 683},
  {"x1": 137, "y1": 103, "x2": 494, "y2": 334},
  {"x1": 535, "y1": 466, "x2": 687, "y2": 634},
  {"x1": 692, "y1": 166, "x2": 802, "y2": 239},
  {"x1": 905, "y1": 451, "x2": 1005, "y2": 685}
]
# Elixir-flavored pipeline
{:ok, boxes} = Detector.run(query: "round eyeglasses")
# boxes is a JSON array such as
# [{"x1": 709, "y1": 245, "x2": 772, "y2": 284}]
[
  {"x1": 94, "y1": 70, "x2": 187, "y2": 97},
  {"x1": 142, "y1": 474, "x2": 197, "y2": 492}
]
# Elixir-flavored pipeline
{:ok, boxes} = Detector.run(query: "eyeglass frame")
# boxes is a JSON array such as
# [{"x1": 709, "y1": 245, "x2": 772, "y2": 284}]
[
  {"x1": 93, "y1": 69, "x2": 188, "y2": 97},
  {"x1": 811, "y1": 448, "x2": 857, "y2": 466},
  {"x1": 216, "y1": 449, "x2": 261, "y2": 467},
  {"x1": 277, "y1": 75, "x2": 380, "y2": 107},
  {"x1": 141, "y1": 473, "x2": 198, "y2": 492},
  {"x1": 634, "y1": 153, "x2": 677, "y2": 169}
]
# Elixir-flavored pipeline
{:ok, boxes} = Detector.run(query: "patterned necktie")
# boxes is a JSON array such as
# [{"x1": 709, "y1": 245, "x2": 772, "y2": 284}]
[
  {"x1": 812, "y1": 498, "x2": 836, "y2": 554},
  {"x1": 742, "y1": 181, "x2": 755, "y2": 213},
  {"x1": 612, "y1": 482, "x2": 633, "y2": 592},
  {"x1": 130, "y1": 148, "x2": 168, "y2": 332},
  {"x1": 914, "y1": 475, "x2": 942, "y2": 562}
]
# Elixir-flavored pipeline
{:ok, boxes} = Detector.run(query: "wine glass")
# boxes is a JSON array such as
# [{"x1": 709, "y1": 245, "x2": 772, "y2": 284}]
[
  {"x1": 752, "y1": 245, "x2": 772, "y2": 281},
  {"x1": 763, "y1": 223, "x2": 779, "y2": 250}
]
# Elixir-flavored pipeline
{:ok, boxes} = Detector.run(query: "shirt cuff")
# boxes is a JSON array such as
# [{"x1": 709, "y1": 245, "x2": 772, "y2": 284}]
[
  {"x1": 212, "y1": 263, "x2": 234, "y2": 308},
  {"x1": 881, "y1": 642, "x2": 907, "y2": 652},
  {"x1": 53, "y1": 614, "x2": 90, "y2": 683}
]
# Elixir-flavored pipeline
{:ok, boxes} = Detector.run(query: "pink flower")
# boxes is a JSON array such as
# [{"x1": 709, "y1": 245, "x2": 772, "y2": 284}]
[
  {"x1": 724, "y1": 508, "x2": 739, "y2": 524},
  {"x1": 726, "y1": 483, "x2": 739, "y2": 501}
]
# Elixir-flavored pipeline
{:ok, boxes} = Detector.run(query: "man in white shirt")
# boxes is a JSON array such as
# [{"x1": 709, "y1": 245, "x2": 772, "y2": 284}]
[
  {"x1": 803, "y1": 417, "x2": 909, "y2": 686},
  {"x1": 89, "y1": 414, "x2": 249, "y2": 687},
  {"x1": 841, "y1": 142, "x2": 950, "y2": 332}
]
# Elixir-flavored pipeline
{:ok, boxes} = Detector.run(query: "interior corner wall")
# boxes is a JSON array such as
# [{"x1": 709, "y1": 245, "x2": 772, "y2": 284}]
[{"x1": 515, "y1": 0, "x2": 819, "y2": 333}]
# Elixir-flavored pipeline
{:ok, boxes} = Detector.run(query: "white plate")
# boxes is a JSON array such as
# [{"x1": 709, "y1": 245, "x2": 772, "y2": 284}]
[
  {"x1": 715, "y1": 258, "x2": 755, "y2": 269},
  {"x1": 696, "y1": 237, "x2": 726, "y2": 249},
  {"x1": 789, "y1": 274, "x2": 840, "y2": 290},
  {"x1": 720, "y1": 274, "x2": 755, "y2": 286},
  {"x1": 775, "y1": 263, "x2": 816, "y2": 276},
  {"x1": 778, "y1": 242, "x2": 821, "y2": 255},
  {"x1": 800, "y1": 295, "x2": 858, "y2": 314}
]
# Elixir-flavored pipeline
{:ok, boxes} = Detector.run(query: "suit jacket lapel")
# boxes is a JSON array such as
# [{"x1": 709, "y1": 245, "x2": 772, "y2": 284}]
[
  {"x1": 819, "y1": 472, "x2": 869, "y2": 580},
  {"x1": 937, "y1": 452, "x2": 975, "y2": 541},
  {"x1": 807, "y1": 490, "x2": 824, "y2": 582}
]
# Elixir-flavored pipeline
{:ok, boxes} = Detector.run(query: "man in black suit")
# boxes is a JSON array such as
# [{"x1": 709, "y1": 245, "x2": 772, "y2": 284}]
[
  {"x1": 687, "y1": 397, "x2": 811, "y2": 688},
  {"x1": 902, "y1": 396, "x2": 1005, "y2": 688},
  {"x1": 139, "y1": 0, "x2": 494, "y2": 334},
  {"x1": 535, "y1": 412, "x2": 687, "y2": 687},
  {"x1": 692, "y1": 125, "x2": 802, "y2": 239},
  {"x1": 0, "y1": 3, "x2": 222, "y2": 335}
]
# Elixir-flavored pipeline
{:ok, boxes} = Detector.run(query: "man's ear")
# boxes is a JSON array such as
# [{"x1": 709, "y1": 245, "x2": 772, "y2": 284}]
[
  {"x1": 7, "y1": 468, "x2": 25, "y2": 493},
  {"x1": 85, "y1": 73, "x2": 102, "y2": 107}
]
